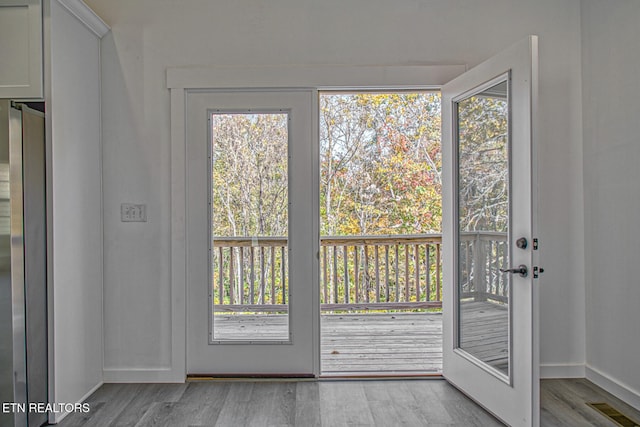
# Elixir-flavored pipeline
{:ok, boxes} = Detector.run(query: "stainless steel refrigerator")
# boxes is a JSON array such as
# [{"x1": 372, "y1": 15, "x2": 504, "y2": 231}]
[{"x1": 0, "y1": 101, "x2": 48, "y2": 427}]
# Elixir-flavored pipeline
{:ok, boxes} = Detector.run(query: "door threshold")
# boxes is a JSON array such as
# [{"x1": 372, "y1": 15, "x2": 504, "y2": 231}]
[
  {"x1": 187, "y1": 373, "x2": 315, "y2": 382},
  {"x1": 320, "y1": 372, "x2": 443, "y2": 380}
]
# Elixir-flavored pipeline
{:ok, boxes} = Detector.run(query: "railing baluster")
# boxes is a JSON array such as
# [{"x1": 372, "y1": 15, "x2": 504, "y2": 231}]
[
  {"x1": 375, "y1": 245, "x2": 380, "y2": 303},
  {"x1": 229, "y1": 247, "x2": 235, "y2": 304},
  {"x1": 415, "y1": 244, "x2": 420, "y2": 302},
  {"x1": 218, "y1": 246, "x2": 224, "y2": 305},
  {"x1": 436, "y1": 243, "x2": 441, "y2": 302},
  {"x1": 385, "y1": 245, "x2": 390, "y2": 302},
  {"x1": 260, "y1": 247, "x2": 266, "y2": 304},
  {"x1": 343, "y1": 245, "x2": 349, "y2": 304},
  {"x1": 333, "y1": 246, "x2": 338, "y2": 304},
  {"x1": 239, "y1": 247, "x2": 245, "y2": 304},
  {"x1": 465, "y1": 241, "x2": 471, "y2": 293},
  {"x1": 250, "y1": 246, "x2": 255, "y2": 304},
  {"x1": 354, "y1": 246, "x2": 359, "y2": 303},
  {"x1": 395, "y1": 244, "x2": 400, "y2": 303},
  {"x1": 502, "y1": 241, "x2": 508, "y2": 297},
  {"x1": 405, "y1": 244, "x2": 410, "y2": 302},
  {"x1": 488, "y1": 240, "x2": 494, "y2": 295},
  {"x1": 425, "y1": 244, "x2": 430, "y2": 302},
  {"x1": 363, "y1": 245, "x2": 370, "y2": 303},
  {"x1": 323, "y1": 246, "x2": 328, "y2": 304},
  {"x1": 281, "y1": 245, "x2": 286, "y2": 305},
  {"x1": 270, "y1": 246, "x2": 276, "y2": 304}
]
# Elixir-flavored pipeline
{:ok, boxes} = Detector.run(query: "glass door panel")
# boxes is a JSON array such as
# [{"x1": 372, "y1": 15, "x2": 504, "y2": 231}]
[
  {"x1": 456, "y1": 78, "x2": 511, "y2": 378},
  {"x1": 210, "y1": 112, "x2": 290, "y2": 342}
]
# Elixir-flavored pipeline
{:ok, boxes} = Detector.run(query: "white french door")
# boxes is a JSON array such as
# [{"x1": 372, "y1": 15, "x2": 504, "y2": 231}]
[
  {"x1": 185, "y1": 90, "x2": 318, "y2": 375},
  {"x1": 442, "y1": 36, "x2": 539, "y2": 426}
]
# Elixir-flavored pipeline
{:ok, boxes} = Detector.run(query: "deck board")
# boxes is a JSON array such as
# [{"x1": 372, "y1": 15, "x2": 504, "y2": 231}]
[{"x1": 213, "y1": 300, "x2": 508, "y2": 374}]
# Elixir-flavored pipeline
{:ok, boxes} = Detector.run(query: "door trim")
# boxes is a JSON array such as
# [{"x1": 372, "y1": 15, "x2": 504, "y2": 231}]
[{"x1": 166, "y1": 65, "x2": 466, "y2": 382}]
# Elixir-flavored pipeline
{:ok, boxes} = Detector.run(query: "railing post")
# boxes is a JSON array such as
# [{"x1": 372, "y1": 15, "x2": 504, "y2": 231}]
[{"x1": 473, "y1": 233, "x2": 487, "y2": 302}]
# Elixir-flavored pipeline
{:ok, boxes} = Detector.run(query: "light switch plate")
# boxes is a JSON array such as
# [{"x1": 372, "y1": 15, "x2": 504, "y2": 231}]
[{"x1": 121, "y1": 203, "x2": 147, "y2": 222}]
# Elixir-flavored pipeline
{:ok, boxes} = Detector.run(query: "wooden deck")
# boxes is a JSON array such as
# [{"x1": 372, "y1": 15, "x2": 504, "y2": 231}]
[
  {"x1": 320, "y1": 312, "x2": 443, "y2": 374},
  {"x1": 213, "y1": 300, "x2": 508, "y2": 375}
]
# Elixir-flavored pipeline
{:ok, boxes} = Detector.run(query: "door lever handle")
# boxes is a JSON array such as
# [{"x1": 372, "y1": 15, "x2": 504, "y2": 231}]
[{"x1": 500, "y1": 264, "x2": 528, "y2": 277}]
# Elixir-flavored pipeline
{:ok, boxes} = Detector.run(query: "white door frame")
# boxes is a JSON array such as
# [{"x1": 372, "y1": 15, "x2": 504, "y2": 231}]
[{"x1": 167, "y1": 64, "x2": 466, "y2": 381}]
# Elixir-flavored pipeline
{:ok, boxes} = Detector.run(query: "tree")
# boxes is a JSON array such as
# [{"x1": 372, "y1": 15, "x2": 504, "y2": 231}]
[
  {"x1": 211, "y1": 113, "x2": 288, "y2": 237},
  {"x1": 320, "y1": 92, "x2": 442, "y2": 236},
  {"x1": 457, "y1": 91, "x2": 509, "y2": 233}
]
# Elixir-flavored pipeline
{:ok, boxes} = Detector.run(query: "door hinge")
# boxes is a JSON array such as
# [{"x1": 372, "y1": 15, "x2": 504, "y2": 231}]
[
  {"x1": 533, "y1": 266, "x2": 545, "y2": 279},
  {"x1": 533, "y1": 238, "x2": 539, "y2": 250}
]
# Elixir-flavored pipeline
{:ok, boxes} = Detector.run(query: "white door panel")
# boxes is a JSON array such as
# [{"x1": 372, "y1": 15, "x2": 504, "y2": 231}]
[
  {"x1": 442, "y1": 36, "x2": 539, "y2": 426},
  {"x1": 185, "y1": 90, "x2": 317, "y2": 375}
]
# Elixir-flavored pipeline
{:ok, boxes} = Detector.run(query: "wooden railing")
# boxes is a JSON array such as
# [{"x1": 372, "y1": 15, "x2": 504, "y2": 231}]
[
  {"x1": 212, "y1": 232, "x2": 508, "y2": 312},
  {"x1": 319, "y1": 235, "x2": 442, "y2": 311},
  {"x1": 459, "y1": 231, "x2": 509, "y2": 303}
]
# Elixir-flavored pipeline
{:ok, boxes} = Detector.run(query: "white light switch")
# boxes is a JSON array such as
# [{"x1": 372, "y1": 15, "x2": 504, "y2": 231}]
[{"x1": 121, "y1": 203, "x2": 147, "y2": 222}]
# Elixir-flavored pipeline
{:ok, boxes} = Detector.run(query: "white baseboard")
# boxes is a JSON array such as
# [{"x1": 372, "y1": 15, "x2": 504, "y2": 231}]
[
  {"x1": 50, "y1": 380, "x2": 104, "y2": 424},
  {"x1": 103, "y1": 368, "x2": 185, "y2": 383},
  {"x1": 586, "y1": 365, "x2": 640, "y2": 411},
  {"x1": 540, "y1": 363, "x2": 585, "y2": 379}
]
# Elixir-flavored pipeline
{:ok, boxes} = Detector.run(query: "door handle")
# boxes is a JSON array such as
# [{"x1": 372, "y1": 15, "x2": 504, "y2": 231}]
[{"x1": 500, "y1": 264, "x2": 528, "y2": 277}]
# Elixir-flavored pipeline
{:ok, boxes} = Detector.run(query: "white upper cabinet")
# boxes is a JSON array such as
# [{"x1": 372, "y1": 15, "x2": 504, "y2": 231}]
[{"x1": 0, "y1": 0, "x2": 43, "y2": 99}]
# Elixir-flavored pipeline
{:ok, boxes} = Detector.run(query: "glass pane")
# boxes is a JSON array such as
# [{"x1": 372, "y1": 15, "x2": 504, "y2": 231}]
[
  {"x1": 456, "y1": 80, "x2": 510, "y2": 376},
  {"x1": 210, "y1": 112, "x2": 289, "y2": 342}
]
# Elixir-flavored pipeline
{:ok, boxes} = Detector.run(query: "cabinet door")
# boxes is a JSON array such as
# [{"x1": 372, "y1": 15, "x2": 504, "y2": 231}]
[{"x1": 0, "y1": 0, "x2": 43, "y2": 99}]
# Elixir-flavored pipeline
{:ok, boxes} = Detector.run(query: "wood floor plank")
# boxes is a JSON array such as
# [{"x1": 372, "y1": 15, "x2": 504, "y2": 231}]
[
  {"x1": 295, "y1": 381, "x2": 319, "y2": 402},
  {"x1": 541, "y1": 379, "x2": 640, "y2": 427},
  {"x1": 319, "y1": 382, "x2": 376, "y2": 426},
  {"x1": 110, "y1": 384, "x2": 189, "y2": 427},
  {"x1": 62, "y1": 384, "x2": 146, "y2": 427},
  {"x1": 57, "y1": 378, "x2": 640, "y2": 426},
  {"x1": 294, "y1": 401, "x2": 321, "y2": 427},
  {"x1": 403, "y1": 380, "x2": 456, "y2": 424}
]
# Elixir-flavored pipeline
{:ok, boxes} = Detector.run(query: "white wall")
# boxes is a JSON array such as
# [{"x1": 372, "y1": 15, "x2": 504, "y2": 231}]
[
  {"x1": 581, "y1": 0, "x2": 640, "y2": 408},
  {"x1": 46, "y1": 0, "x2": 104, "y2": 420},
  {"x1": 85, "y1": 0, "x2": 586, "y2": 379}
]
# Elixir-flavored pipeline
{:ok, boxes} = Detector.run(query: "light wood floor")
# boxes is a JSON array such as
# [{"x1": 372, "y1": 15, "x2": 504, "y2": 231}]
[
  {"x1": 55, "y1": 378, "x2": 640, "y2": 426},
  {"x1": 56, "y1": 309, "x2": 640, "y2": 425}
]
